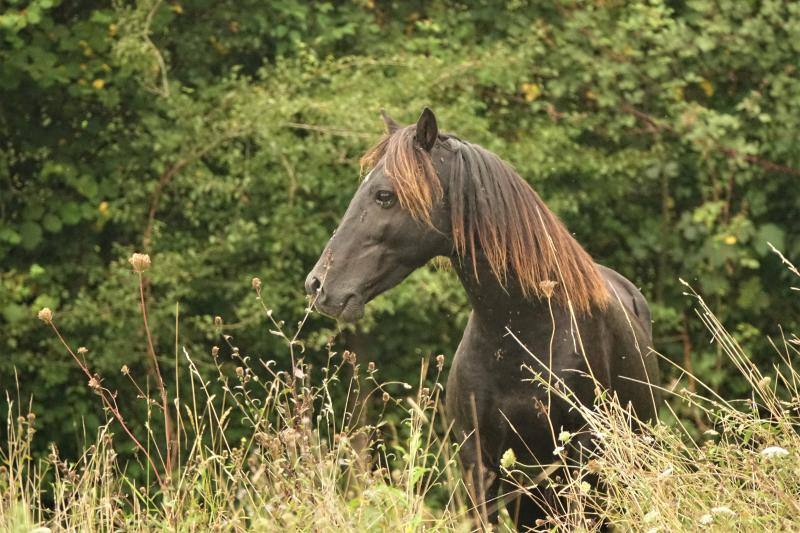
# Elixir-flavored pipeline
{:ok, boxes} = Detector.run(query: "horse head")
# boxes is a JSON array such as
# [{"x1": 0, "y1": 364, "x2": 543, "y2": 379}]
[{"x1": 304, "y1": 108, "x2": 455, "y2": 322}]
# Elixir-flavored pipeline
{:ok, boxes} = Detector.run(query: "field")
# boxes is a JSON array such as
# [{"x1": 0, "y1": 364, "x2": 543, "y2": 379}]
[{"x1": 2, "y1": 249, "x2": 799, "y2": 531}]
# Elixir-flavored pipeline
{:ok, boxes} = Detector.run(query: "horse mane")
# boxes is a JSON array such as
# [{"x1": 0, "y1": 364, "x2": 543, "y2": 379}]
[{"x1": 360, "y1": 124, "x2": 609, "y2": 314}]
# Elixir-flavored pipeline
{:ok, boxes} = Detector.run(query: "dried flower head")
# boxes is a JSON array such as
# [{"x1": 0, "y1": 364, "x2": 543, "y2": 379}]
[
  {"x1": 367, "y1": 361, "x2": 376, "y2": 372},
  {"x1": 539, "y1": 279, "x2": 558, "y2": 299},
  {"x1": 436, "y1": 354, "x2": 445, "y2": 370},
  {"x1": 235, "y1": 366, "x2": 244, "y2": 378},
  {"x1": 252, "y1": 277, "x2": 262, "y2": 291},
  {"x1": 128, "y1": 253, "x2": 151, "y2": 273},
  {"x1": 382, "y1": 392, "x2": 390, "y2": 402},
  {"x1": 121, "y1": 365, "x2": 130, "y2": 375},
  {"x1": 77, "y1": 346, "x2": 88, "y2": 355},
  {"x1": 214, "y1": 316, "x2": 223, "y2": 327},
  {"x1": 88, "y1": 377, "x2": 101, "y2": 390},
  {"x1": 37, "y1": 307, "x2": 53, "y2": 323},
  {"x1": 211, "y1": 345, "x2": 220, "y2": 357}
]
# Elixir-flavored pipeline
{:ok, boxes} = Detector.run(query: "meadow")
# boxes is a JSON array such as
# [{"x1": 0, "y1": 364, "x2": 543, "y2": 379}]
[{"x1": 2, "y1": 247, "x2": 798, "y2": 531}]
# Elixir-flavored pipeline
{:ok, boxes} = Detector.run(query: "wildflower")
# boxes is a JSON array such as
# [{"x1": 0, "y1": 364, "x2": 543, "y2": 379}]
[
  {"x1": 121, "y1": 365, "x2": 130, "y2": 375},
  {"x1": 558, "y1": 430, "x2": 572, "y2": 443},
  {"x1": 251, "y1": 277, "x2": 262, "y2": 291},
  {"x1": 214, "y1": 316, "x2": 223, "y2": 326},
  {"x1": 552, "y1": 445, "x2": 565, "y2": 456},
  {"x1": 436, "y1": 353, "x2": 445, "y2": 370},
  {"x1": 761, "y1": 446, "x2": 789, "y2": 459},
  {"x1": 92, "y1": 79, "x2": 105, "y2": 89},
  {"x1": 88, "y1": 377, "x2": 101, "y2": 390},
  {"x1": 643, "y1": 510, "x2": 660, "y2": 523},
  {"x1": 77, "y1": 347, "x2": 88, "y2": 355},
  {"x1": 711, "y1": 506, "x2": 735, "y2": 517},
  {"x1": 579, "y1": 481, "x2": 591, "y2": 494},
  {"x1": 757, "y1": 376, "x2": 771, "y2": 388},
  {"x1": 368, "y1": 361, "x2": 376, "y2": 372},
  {"x1": 539, "y1": 280, "x2": 558, "y2": 299},
  {"x1": 500, "y1": 448, "x2": 517, "y2": 469},
  {"x1": 382, "y1": 392, "x2": 390, "y2": 402},
  {"x1": 704, "y1": 429, "x2": 719, "y2": 437},
  {"x1": 128, "y1": 253, "x2": 151, "y2": 273},
  {"x1": 699, "y1": 513, "x2": 713, "y2": 526},
  {"x1": 235, "y1": 367, "x2": 244, "y2": 378},
  {"x1": 211, "y1": 346, "x2": 219, "y2": 357},
  {"x1": 37, "y1": 307, "x2": 53, "y2": 323},
  {"x1": 587, "y1": 459, "x2": 602, "y2": 474},
  {"x1": 658, "y1": 465, "x2": 674, "y2": 479}
]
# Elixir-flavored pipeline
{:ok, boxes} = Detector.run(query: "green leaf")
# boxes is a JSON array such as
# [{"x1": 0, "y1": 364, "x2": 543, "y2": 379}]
[
  {"x1": 19, "y1": 221, "x2": 43, "y2": 249},
  {"x1": 754, "y1": 223, "x2": 784, "y2": 256},
  {"x1": 42, "y1": 213, "x2": 63, "y2": 233}
]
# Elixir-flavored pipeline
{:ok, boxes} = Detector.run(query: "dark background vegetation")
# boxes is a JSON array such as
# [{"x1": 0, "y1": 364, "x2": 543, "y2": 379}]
[{"x1": 2, "y1": 0, "x2": 799, "y2": 456}]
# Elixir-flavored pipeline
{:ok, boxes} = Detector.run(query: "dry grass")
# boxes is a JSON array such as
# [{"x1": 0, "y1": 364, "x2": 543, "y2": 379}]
[{"x1": 2, "y1": 249, "x2": 800, "y2": 531}]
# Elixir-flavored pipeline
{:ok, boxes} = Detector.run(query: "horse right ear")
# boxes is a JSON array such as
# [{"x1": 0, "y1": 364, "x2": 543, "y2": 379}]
[
  {"x1": 415, "y1": 107, "x2": 438, "y2": 152},
  {"x1": 380, "y1": 109, "x2": 401, "y2": 134}
]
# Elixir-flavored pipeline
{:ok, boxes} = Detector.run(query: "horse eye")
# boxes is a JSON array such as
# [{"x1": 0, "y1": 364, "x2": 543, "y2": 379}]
[{"x1": 375, "y1": 190, "x2": 396, "y2": 208}]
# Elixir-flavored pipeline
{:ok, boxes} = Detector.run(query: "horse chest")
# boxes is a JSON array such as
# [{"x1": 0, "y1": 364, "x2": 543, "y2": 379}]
[{"x1": 446, "y1": 316, "x2": 591, "y2": 460}]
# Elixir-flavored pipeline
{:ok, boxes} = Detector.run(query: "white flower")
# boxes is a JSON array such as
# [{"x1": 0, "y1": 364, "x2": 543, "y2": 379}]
[
  {"x1": 711, "y1": 506, "x2": 735, "y2": 516},
  {"x1": 643, "y1": 510, "x2": 660, "y2": 523},
  {"x1": 760, "y1": 446, "x2": 789, "y2": 459},
  {"x1": 658, "y1": 465, "x2": 674, "y2": 479},
  {"x1": 703, "y1": 429, "x2": 719, "y2": 436},
  {"x1": 699, "y1": 513, "x2": 713, "y2": 525},
  {"x1": 552, "y1": 446, "x2": 565, "y2": 456}
]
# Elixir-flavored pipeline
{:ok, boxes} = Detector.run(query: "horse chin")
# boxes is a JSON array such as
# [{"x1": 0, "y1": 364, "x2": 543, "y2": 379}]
[
  {"x1": 314, "y1": 294, "x2": 365, "y2": 323},
  {"x1": 336, "y1": 296, "x2": 365, "y2": 323}
]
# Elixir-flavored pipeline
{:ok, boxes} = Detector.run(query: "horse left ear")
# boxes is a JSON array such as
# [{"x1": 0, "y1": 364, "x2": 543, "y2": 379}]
[
  {"x1": 415, "y1": 107, "x2": 438, "y2": 152},
  {"x1": 380, "y1": 109, "x2": 401, "y2": 134}
]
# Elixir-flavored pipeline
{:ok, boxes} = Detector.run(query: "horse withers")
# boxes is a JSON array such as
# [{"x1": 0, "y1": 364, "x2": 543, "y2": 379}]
[{"x1": 304, "y1": 108, "x2": 660, "y2": 529}]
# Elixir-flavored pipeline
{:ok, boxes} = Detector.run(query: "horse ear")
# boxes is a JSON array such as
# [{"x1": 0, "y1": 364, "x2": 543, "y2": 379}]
[
  {"x1": 415, "y1": 107, "x2": 438, "y2": 152},
  {"x1": 380, "y1": 108, "x2": 401, "y2": 134}
]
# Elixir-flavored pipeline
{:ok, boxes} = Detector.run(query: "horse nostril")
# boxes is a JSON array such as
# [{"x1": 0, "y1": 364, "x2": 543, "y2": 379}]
[{"x1": 306, "y1": 275, "x2": 322, "y2": 296}]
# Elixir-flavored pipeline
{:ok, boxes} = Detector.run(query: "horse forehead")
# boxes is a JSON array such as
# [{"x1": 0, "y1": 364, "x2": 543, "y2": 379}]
[{"x1": 361, "y1": 166, "x2": 390, "y2": 187}]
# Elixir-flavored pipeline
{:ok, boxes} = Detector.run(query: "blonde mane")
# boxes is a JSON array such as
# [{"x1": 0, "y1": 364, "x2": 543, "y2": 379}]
[{"x1": 361, "y1": 125, "x2": 608, "y2": 314}]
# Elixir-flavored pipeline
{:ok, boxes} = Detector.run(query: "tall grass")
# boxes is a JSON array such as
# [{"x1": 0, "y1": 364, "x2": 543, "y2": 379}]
[{"x1": 2, "y1": 249, "x2": 800, "y2": 531}]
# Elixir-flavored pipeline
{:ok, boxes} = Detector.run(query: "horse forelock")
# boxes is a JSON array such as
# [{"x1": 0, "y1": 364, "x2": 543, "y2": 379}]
[{"x1": 359, "y1": 125, "x2": 608, "y2": 313}]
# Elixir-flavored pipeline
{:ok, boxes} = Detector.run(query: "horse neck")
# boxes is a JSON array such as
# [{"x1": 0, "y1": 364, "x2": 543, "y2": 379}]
[{"x1": 451, "y1": 252, "x2": 552, "y2": 331}]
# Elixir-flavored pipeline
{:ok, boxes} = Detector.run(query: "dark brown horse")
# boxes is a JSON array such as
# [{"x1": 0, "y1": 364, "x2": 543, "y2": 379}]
[{"x1": 305, "y1": 108, "x2": 660, "y2": 529}]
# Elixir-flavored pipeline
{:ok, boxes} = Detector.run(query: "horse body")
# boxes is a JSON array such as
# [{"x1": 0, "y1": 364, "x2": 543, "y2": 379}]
[
  {"x1": 447, "y1": 256, "x2": 658, "y2": 524},
  {"x1": 305, "y1": 108, "x2": 660, "y2": 529}
]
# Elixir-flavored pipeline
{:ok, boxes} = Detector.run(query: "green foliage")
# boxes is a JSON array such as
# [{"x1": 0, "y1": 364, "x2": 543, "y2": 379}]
[{"x1": 1, "y1": 0, "x2": 799, "y2": 453}]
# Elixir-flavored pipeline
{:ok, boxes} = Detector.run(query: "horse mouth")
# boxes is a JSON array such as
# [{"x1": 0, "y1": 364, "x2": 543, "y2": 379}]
[{"x1": 314, "y1": 293, "x2": 364, "y2": 323}]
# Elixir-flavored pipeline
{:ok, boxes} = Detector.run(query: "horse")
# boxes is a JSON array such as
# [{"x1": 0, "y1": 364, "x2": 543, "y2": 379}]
[{"x1": 305, "y1": 108, "x2": 660, "y2": 529}]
